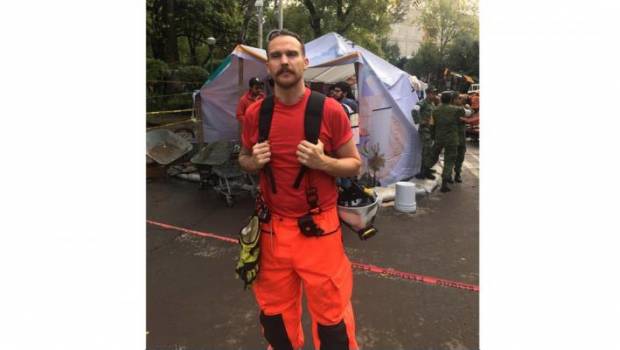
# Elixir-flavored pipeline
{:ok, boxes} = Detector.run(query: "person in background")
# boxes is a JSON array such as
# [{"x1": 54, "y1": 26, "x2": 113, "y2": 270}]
[
  {"x1": 432, "y1": 91, "x2": 464, "y2": 192},
  {"x1": 452, "y1": 93, "x2": 474, "y2": 183},
  {"x1": 327, "y1": 84, "x2": 336, "y2": 98},
  {"x1": 236, "y1": 77, "x2": 265, "y2": 137},
  {"x1": 332, "y1": 81, "x2": 358, "y2": 114},
  {"x1": 412, "y1": 87, "x2": 438, "y2": 180}
]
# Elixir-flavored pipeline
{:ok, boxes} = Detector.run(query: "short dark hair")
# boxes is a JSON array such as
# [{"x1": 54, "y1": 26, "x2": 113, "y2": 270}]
[
  {"x1": 334, "y1": 81, "x2": 351, "y2": 97},
  {"x1": 248, "y1": 77, "x2": 263, "y2": 88},
  {"x1": 266, "y1": 29, "x2": 305, "y2": 56},
  {"x1": 440, "y1": 91, "x2": 453, "y2": 104}
]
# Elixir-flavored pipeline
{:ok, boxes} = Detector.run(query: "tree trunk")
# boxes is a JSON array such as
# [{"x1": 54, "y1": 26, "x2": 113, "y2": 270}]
[
  {"x1": 188, "y1": 37, "x2": 197, "y2": 65},
  {"x1": 303, "y1": 0, "x2": 322, "y2": 38},
  {"x1": 147, "y1": 0, "x2": 165, "y2": 60},
  {"x1": 163, "y1": 0, "x2": 179, "y2": 64},
  {"x1": 238, "y1": 0, "x2": 255, "y2": 44},
  {"x1": 150, "y1": 36, "x2": 165, "y2": 60}
]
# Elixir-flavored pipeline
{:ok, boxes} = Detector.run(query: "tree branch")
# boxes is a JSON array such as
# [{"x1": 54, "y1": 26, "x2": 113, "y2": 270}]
[{"x1": 303, "y1": 0, "x2": 322, "y2": 38}]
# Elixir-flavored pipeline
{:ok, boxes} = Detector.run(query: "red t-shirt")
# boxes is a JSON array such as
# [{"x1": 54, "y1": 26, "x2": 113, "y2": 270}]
[
  {"x1": 242, "y1": 88, "x2": 353, "y2": 218},
  {"x1": 236, "y1": 91, "x2": 265, "y2": 125}
]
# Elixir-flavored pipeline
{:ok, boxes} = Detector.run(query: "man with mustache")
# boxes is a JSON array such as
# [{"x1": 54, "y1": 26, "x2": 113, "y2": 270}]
[{"x1": 239, "y1": 29, "x2": 361, "y2": 350}]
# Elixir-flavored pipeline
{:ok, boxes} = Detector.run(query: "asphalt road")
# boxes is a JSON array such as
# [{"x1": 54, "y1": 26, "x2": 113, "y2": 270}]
[{"x1": 147, "y1": 142, "x2": 479, "y2": 350}]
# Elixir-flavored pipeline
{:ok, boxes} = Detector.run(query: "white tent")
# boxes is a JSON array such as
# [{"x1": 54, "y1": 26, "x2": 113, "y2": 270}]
[{"x1": 199, "y1": 32, "x2": 423, "y2": 185}]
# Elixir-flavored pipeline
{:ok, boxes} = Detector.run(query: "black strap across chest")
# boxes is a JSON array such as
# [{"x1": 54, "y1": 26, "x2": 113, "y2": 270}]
[{"x1": 258, "y1": 91, "x2": 326, "y2": 194}]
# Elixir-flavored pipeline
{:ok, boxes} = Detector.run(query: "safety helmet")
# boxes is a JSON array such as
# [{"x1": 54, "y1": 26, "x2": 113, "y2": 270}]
[{"x1": 337, "y1": 180, "x2": 380, "y2": 240}]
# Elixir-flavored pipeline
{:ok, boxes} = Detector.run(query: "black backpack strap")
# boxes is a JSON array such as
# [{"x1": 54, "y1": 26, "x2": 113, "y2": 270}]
[
  {"x1": 258, "y1": 96, "x2": 275, "y2": 142},
  {"x1": 293, "y1": 91, "x2": 325, "y2": 189},
  {"x1": 258, "y1": 96, "x2": 277, "y2": 193}
]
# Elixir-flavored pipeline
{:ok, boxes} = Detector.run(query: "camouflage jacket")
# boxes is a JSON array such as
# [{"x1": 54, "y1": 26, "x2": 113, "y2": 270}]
[
  {"x1": 433, "y1": 104, "x2": 464, "y2": 145},
  {"x1": 412, "y1": 99, "x2": 435, "y2": 126}
]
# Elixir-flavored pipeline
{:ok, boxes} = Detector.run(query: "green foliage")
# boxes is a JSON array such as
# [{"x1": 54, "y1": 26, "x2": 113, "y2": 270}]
[
  {"x1": 275, "y1": 0, "x2": 414, "y2": 57},
  {"x1": 405, "y1": 0, "x2": 478, "y2": 85},
  {"x1": 379, "y1": 38, "x2": 401, "y2": 66},
  {"x1": 405, "y1": 41, "x2": 442, "y2": 80},
  {"x1": 419, "y1": 0, "x2": 478, "y2": 58},
  {"x1": 147, "y1": 0, "x2": 247, "y2": 66},
  {"x1": 147, "y1": 58, "x2": 171, "y2": 81},
  {"x1": 175, "y1": 65, "x2": 209, "y2": 84},
  {"x1": 445, "y1": 33, "x2": 478, "y2": 78},
  {"x1": 146, "y1": 64, "x2": 206, "y2": 112}
]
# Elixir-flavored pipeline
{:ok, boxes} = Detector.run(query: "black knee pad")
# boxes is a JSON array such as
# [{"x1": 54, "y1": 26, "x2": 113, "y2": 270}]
[
  {"x1": 259, "y1": 311, "x2": 294, "y2": 350},
  {"x1": 318, "y1": 320, "x2": 349, "y2": 350}
]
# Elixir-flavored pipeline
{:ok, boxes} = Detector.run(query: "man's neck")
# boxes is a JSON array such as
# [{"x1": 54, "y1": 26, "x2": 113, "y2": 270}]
[{"x1": 274, "y1": 82, "x2": 306, "y2": 105}]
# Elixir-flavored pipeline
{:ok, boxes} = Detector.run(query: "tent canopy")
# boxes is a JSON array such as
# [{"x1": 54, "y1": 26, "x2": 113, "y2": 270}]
[{"x1": 199, "y1": 32, "x2": 424, "y2": 185}]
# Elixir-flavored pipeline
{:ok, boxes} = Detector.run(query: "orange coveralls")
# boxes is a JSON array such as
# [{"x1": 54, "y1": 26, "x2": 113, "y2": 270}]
[{"x1": 254, "y1": 207, "x2": 358, "y2": 350}]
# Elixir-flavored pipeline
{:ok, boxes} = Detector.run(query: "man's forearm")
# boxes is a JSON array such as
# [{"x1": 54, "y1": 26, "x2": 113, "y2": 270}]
[
  {"x1": 239, "y1": 153, "x2": 261, "y2": 174},
  {"x1": 319, "y1": 156, "x2": 361, "y2": 178}
]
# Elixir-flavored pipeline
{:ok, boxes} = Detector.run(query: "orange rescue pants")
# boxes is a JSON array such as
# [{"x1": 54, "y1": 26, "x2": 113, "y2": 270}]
[{"x1": 253, "y1": 207, "x2": 358, "y2": 350}]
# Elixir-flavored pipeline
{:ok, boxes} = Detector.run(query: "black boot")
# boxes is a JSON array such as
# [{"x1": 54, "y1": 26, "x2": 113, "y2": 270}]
[
  {"x1": 440, "y1": 179, "x2": 451, "y2": 192},
  {"x1": 446, "y1": 177, "x2": 454, "y2": 184},
  {"x1": 454, "y1": 173, "x2": 462, "y2": 183}
]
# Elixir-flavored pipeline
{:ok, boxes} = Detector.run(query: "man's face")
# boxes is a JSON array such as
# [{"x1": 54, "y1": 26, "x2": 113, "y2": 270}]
[
  {"x1": 266, "y1": 35, "x2": 308, "y2": 89},
  {"x1": 250, "y1": 84, "x2": 263, "y2": 97},
  {"x1": 332, "y1": 87, "x2": 345, "y2": 101},
  {"x1": 454, "y1": 95, "x2": 464, "y2": 106}
]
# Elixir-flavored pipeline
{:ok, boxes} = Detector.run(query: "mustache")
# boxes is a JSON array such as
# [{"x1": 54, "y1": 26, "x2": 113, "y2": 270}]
[{"x1": 276, "y1": 67, "x2": 293, "y2": 76}]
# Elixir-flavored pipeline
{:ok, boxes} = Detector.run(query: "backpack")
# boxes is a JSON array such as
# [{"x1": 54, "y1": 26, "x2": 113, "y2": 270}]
[{"x1": 258, "y1": 91, "x2": 326, "y2": 193}]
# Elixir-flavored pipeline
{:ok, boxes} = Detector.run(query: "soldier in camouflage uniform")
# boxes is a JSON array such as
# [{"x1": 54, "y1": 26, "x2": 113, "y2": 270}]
[
  {"x1": 432, "y1": 91, "x2": 465, "y2": 192},
  {"x1": 412, "y1": 87, "x2": 438, "y2": 180},
  {"x1": 452, "y1": 93, "x2": 474, "y2": 183}
]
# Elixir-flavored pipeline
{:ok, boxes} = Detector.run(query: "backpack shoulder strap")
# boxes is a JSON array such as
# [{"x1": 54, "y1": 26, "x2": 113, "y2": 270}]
[
  {"x1": 293, "y1": 91, "x2": 326, "y2": 189},
  {"x1": 258, "y1": 95, "x2": 275, "y2": 143},
  {"x1": 257, "y1": 95, "x2": 277, "y2": 193}
]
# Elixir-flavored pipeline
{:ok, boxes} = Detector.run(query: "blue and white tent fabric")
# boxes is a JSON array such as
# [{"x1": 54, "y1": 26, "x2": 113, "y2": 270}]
[{"x1": 198, "y1": 32, "x2": 424, "y2": 185}]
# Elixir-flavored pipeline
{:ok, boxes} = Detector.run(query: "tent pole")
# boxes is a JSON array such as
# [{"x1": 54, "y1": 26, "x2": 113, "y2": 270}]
[
  {"x1": 238, "y1": 57, "x2": 245, "y2": 98},
  {"x1": 354, "y1": 61, "x2": 361, "y2": 100},
  {"x1": 194, "y1": 93, "x2": 204, "y2": 146},
  {"x1": 237, "y1": 57, "x2": 245, "y2": 141}
]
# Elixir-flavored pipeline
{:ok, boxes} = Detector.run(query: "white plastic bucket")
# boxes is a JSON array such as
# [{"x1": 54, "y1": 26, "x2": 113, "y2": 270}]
[{"x1": 395, "y1": 182, "x2": 416, "y2": 213}]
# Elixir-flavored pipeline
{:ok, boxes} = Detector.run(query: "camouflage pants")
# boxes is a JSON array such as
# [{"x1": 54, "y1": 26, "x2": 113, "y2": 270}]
[
  {"x1": 419, "y1": 126, "x2": 435, "y2": 171},
  {"x1": 454, "y1": 142, "x2": 467, "y2": 176},
  {"x1": 433, "y1": 141, "x2": 458, "y2": 181}
]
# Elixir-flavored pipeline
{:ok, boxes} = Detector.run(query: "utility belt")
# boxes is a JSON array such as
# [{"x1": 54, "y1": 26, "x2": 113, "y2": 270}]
[{"x1": 257, "y1": 186, "x2": 332, "y2": 238}]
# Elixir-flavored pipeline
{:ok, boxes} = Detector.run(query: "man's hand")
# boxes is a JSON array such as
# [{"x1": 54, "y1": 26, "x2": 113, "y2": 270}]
[
  {"x1": 296, "y1": 140, "x2": 327, "y2": 170},
  {"x1": 239, "y1": 141, "x2": 271, "y2": 173},
  {"x1": 295, "y1": 138, "x2": 360, "y2": 178},
  {"x1": 252, "y1": 141, "x2": 271, "y2": 168}
]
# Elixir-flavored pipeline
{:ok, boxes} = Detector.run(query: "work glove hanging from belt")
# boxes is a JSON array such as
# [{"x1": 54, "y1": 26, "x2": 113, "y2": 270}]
[{"x1": 235, "y1": 215, "x2": 261, "y2": 289}]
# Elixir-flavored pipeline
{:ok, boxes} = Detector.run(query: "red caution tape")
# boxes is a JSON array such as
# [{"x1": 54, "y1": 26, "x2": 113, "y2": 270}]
[
  {"x1": 350, "y1": 262, "x2": 479, "y2": 292},
  {"x1": 147, "y1": 219, "x2": 479, "y2": 293},
  {"x1": 147, "y1": 219, "x2": 238, "y2": 244}
]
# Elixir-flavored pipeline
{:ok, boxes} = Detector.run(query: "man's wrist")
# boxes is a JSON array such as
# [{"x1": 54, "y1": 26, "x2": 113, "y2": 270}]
[{"x1": 319, "y1": 155, "x2": 335, "y2": 173}]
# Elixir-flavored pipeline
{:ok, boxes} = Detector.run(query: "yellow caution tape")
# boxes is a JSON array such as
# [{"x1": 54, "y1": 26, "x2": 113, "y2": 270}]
[
  {"x1": 147, "y1": 118, "x2": 197, "y2": 131},
  {"x1": 146, "y1": 108, "x2": 194, "y2": 116}
]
